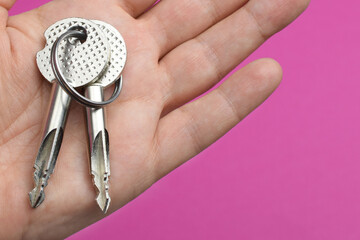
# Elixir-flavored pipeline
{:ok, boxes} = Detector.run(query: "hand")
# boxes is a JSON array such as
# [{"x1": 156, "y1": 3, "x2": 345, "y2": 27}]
[{"x1": 0, "y1": 0, "x2": 309, "y2": 238}]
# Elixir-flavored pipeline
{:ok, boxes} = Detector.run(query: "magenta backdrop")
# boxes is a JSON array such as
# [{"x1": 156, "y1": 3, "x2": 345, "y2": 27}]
[{"x1": 10, "y1": 1, "x2": 360, "y2": 239}]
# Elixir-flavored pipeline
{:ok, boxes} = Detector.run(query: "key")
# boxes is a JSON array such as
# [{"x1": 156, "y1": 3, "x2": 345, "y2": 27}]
[
  {"x1": 85, "y1": 20, "x2": 127, "y2": 213},
  {"x1": 29, "y1": 18, "x2": 111, "y2": 208}
]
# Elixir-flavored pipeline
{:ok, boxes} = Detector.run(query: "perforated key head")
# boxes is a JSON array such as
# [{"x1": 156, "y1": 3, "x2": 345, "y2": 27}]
[
  {"x1": 91, "y1": 20, "x2": 127, "y2": 87},
  {"x1": 36, "y1": 18, "x2": 111, "y2": 88}
]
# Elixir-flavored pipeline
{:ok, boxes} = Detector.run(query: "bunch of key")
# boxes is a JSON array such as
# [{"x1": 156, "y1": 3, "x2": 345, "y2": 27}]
[{"x1": 29, "y1": 18, "x2": 127, "y2": 213}]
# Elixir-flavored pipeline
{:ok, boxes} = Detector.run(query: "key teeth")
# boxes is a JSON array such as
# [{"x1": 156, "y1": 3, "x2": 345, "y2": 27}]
[
  {"x1": 93, "y1": 172, "x2": 111, "y2": 214},
  {"x1": 29, "y1": 186, "x2": 45, "y2": 208},
  {"x1": 90, "y1": 130, "x2": 111, "y2": 213},
  {"x1": 29, "y1": 128, "x2": 63, "y2": 208},
  {"x1": 96, "y1": 191, "x2": 111, "y2": 214},
  {"x1": 29, "y1": 167, "x2": 47, "y2": 208}
]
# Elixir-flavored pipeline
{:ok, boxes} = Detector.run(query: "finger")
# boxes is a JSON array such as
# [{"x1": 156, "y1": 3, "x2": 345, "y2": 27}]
[
  {"x1": 160, "y1": 0, "x2": 309, "y2": 114},
  {"x1": 155, "y1": 58, "x2": 282, "y2": 177},
  {"x1": 118, "y1": 0, "x2": 158, "y2": 18},
  {"x1": 142, "y1": 0, "x2": 248, "y2": 57},
  {"x1": 0, "y1": 0, "x2": 16, "y2": 9},
  {"x1": 0, "y1": 0, "x2": 17, "y2": 27}
]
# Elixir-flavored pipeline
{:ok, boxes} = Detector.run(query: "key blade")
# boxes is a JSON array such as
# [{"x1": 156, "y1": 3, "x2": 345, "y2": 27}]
[
  {"x1": 91, "y1": 130, "x2": 111, "y2": 213},
  {"x1": 85, "y1": 85, "x2": 111, "y2": 214},
  {"x1": 29, "y1": 84, "x2": 70, "y2": 208},
  {"x1": 29, "y1": 127, "x2": 63, "y2": 208}
]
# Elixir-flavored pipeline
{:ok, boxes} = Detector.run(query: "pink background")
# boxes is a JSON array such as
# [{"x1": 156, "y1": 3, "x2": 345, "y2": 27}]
[{"x1": 10, "y1": 0, "x2": 360, "y2": 239}]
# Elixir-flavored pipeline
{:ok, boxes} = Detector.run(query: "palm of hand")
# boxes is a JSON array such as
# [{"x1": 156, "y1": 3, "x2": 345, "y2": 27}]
[{"x1": 0, "y1": 0, "x2": 309, "y2": 239}]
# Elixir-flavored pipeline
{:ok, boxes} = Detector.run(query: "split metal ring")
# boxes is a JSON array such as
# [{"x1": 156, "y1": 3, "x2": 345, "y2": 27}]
[{"x1": 50, "y1": 28, "x2": 123, "y2": 108}]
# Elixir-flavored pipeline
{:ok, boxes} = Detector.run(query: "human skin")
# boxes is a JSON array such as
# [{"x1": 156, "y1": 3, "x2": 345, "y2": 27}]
[{"x1": 0, "y1": 0, "x2": 309, "y2": 239}]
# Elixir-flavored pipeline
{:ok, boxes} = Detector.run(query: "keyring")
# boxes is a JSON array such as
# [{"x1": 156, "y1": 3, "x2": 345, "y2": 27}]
[{"x1": 50, "y1": 28, "x2": 123, "y2": 108}]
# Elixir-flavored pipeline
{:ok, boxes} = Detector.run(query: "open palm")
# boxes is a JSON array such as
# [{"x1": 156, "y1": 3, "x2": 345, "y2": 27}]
[{"x1": 0, "y1": 0, "x2": 309, "y2": 239}]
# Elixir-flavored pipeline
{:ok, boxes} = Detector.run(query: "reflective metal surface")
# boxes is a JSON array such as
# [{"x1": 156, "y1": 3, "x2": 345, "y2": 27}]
[
  {"x1": 36, "y1": 17, "x2": 111, "y2": 87},
  {"x1": 82, "y1": 20, "x2": 127, "y2": 213},
  {"x1": 30, "y1": 19, "x2": 110, "y2": 208},
  {"x1": 29, "y1": 84, "x2": 71, "y2": 207},
  {"x1": 85, "y1": 86, "x2": 111, "y2": 213}
]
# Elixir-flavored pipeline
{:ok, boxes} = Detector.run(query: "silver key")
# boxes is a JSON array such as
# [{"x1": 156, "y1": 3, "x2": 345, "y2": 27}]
[
  {"x1": 29, "y1": 18, "x2": 111, "y2": 208},
  {"x1": 85, "y1": 20, "x2": 127, "y2": 213}
]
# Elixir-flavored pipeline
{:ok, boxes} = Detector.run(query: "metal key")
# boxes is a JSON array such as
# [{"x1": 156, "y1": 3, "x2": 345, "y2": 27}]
[
  {"x1": 29, "y1": 18, "x2": 111, "y2": 208},
  {"x1": 85, "y1": 20, "x2": 127, "y2": 213}
]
